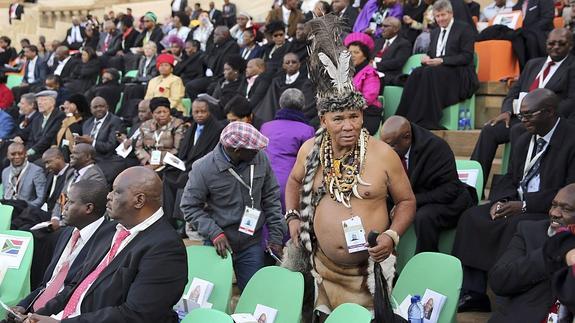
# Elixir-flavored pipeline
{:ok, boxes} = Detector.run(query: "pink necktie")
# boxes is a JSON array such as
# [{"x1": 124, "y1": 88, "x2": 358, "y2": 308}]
[
  {"x1": 62, "y1": 229, "x2": 131, "y2": 318},
  {"x1": 33, "y1": 230, "x2": 82, "y2": 311}
]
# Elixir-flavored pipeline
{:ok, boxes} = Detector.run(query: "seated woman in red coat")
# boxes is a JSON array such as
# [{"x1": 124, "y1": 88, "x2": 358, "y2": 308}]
[
  {"x1": 344, "y1": 32, "x2": 382, "y2": 135},
  {"x1": 0, "y1": 72, "x2": 14, "y2": 110}
]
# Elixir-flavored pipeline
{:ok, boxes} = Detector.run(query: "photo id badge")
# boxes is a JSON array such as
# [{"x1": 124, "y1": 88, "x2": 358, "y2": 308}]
[
  {"x1": 342, "y1": 216, "x2": 368, "y2": 253},
  {"x1": 150, "y1": 150, "x2": 162, "y2": 165},
  {"x1": 239, "y1": 206, "x2": 260, "y2": 236}
]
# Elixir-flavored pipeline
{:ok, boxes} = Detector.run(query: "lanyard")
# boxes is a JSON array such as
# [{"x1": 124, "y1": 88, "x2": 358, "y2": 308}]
[
  {"x1": 11, "y1": 162, "x2": 29, "y2": 197},
  {"x1": 153, "y1": 129, "x2": 164, "y2": 149},
  {"x1": 228, "y1": 165, "x2": 255, "y2": 208},
  {"x1": 522, "y1": 136, "x2": 547, "y2": 179}
]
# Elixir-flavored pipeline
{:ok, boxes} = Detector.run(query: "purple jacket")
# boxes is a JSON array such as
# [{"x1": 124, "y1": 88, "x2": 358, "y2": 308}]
[
  {"x1": 353, "y1": 0, "x2": 403, "y2": 36},
  {"x1": 260, "y1": 119, "x2": 315, "y2": 210}
]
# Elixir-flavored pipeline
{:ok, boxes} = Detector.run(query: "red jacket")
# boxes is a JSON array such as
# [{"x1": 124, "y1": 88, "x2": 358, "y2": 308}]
[{"x1": 0, "y1": 83, "x2": 14, "y2": 109}]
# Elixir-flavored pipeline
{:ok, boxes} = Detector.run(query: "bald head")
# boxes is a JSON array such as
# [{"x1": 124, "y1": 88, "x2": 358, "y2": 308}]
[
  {"x1": 70, "y1": 143, "x2": 96, "y2": 169},
  {"x1": 42, "y1": 148, "x2": 66, "y2": 174},
  {"x1": 380, "y1": 116, "x2": 412, "y2": 157},
  {"x1": 246, "y1": 58, "x2": 265, "y2": 78},
  {"x1": 519, "y1": 88, "x2": 559, "y2": 136},
  {"x1": 549, "y1": 183, "x2": 575, "y2": 230},
  {"x1": 7, "y1": 142, "x2": 26, "y2": 167},
  {"x1": 382, "y1": 17, "x2": 401, "y2": 39},
  {"x1": 108, "y1": 167, "x2": 163, "y2": 227},
  {"x1": 547, "y1": 28, "x2": 573, "y2": 62}
]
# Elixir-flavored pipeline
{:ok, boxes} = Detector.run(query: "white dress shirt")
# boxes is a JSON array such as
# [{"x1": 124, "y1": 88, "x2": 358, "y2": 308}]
[
  {"x1": 26, "y1": 56, "x2": 38, "y2": 84},
  {"x1": 480, "y1": 0, "x2": 514, "y2": 21},
  {"x1": 281, "y1": 5, "x2": 291, "y2": 25},
  {"x1": 91, "y1": 112, "x2": 109, "y2": 146},
  {"x1": 172, "y1": 0, "x2": 182, "y2": 12},
  {"x1": 536, "y1": 56, "x2": 568, "y2": 89},
  {"x1": 285, "y1": 71, "x2": 300, "y2": 85},
  {"x1": 61, "y1": 208, "x2": 164, "y2": 319},
  {"x1": 435, "y1": 18, "x2": 454, "y2": 58},
  {"x1": 54, "y1": 56, "x2": 72, "y2": 76}
]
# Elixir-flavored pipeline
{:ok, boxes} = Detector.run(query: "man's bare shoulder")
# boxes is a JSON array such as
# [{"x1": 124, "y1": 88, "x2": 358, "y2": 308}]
[
  {"x1": 367, "y1": 137, "x2": 397, "y2": 159},
  {"x1": 298, "y1": 137, "x2": 316, "y2": 157}
]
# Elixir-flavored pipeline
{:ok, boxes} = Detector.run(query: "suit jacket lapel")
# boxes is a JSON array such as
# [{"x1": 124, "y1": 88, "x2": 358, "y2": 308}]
[{"x1": 545, "y1": 56, "x2": 572, "y2": 89}]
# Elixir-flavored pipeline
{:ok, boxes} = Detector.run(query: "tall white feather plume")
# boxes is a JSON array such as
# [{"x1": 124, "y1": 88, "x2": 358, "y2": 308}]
[{"x1": 318, "y1": 51, "x2": 352, "y2": 94}]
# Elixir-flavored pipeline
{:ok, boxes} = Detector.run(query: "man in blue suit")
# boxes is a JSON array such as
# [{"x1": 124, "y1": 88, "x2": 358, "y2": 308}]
[
  {"x1": 5, "y1": 180, "x2": 113, "y2": 320},
  {"x1": 11, "y1": 45, "x2": 47, "y2": 102}
]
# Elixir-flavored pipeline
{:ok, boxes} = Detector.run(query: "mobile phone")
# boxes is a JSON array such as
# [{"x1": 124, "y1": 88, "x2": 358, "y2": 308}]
[{"x1": 0, "y1": 299, "x2": 26, "y2": 322}]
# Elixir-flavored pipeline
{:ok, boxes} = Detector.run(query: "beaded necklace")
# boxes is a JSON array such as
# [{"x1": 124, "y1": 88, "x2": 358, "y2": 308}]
[{"x1": 320, "y1": 128, "x2": 371, "y2": 208}]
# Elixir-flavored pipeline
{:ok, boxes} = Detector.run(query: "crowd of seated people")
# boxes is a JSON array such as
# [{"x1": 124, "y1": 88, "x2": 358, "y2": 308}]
[{"x1": 2, "y1": 0, "x2": 575, "y2": 321}]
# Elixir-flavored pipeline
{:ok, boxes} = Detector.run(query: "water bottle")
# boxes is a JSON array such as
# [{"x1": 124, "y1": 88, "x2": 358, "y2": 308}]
[
  {"x1": 408, "y1": 295, "x2": 424, "y2": 323},
  {"x1": 464, "y1": 107, "x2": 472, "y2": 130},
  {"x1": 457, "y1": 107, "x2": 465, "y2": 130}
]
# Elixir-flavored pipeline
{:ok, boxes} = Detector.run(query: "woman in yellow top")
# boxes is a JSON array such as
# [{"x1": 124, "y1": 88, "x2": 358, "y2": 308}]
[
  {"x1": 135, "y1": 97, "x2": 185, "y2": 169},
  {"x1": 54, "y1": 93, "x2": 90, "y2": 159},
  {"x1": 145, "y1": 53, "x2": 186, "y2": 112}
]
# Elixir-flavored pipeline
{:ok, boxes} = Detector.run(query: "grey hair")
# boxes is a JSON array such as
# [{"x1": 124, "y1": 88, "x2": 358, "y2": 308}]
[
  {"x1": 279, "y1": 88, "x2": 305, "y2": 111},
  {"x1": 433, "y1": 0, "x2": 453, "y2": 13},
  {"x1": 21, "y1": 93, "x2": 37, "y2": 108}
]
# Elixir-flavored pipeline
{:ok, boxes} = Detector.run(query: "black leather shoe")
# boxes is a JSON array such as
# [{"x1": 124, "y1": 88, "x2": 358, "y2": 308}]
[{"x1": 458, "y1": 292, "x2": 492, "y2": 313}]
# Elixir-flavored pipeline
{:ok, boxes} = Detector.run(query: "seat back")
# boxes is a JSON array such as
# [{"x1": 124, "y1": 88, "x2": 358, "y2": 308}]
[
  {"x1": 0, "y1": 230, "x2": 34, "y2": 318},
  {"x1": 0, "y1": 204, "x2": 13, "y2": 231},
  {"x1": 392, "y1": 252, "x2": 463, "y2": 323},
  {"x1": 234, "y1": 266, "x2": 304, "y2": 323},
  {"x1": 6, "y1": 74, "x2": 23, "y2": 89},
  {"x1": 325, "y1": 303, "x2": 372, "y2": 323},
  {"x1": 181, "y1": 308, "x2": 234, "y2": 323},
  {"x1": 402, "y1": 54, "x2": 425, "y2": 74},
  {"x1": 124, "y1": 70, "x2": 138, "y2": 79},
  {"x1": 185, "y1": 246, "x2": 233, "y2": 313},
  {"x1": 455, "y1": 159, "x2": 484, "y2": 201},
  {"x1": 382, "y1": 86, "x2": 403, "y2": 120}
]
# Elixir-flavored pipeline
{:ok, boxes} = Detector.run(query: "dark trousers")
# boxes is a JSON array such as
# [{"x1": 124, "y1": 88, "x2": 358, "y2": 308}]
[
  {"x1": 185, "y1": 77, "x2": 213, "y2": 101},
  {"x1": 470, "y1": 117, "x2": 521, "y2": 188},
  {"x1": 462, "y1": 265, "x2": 488, "y2": 294}
]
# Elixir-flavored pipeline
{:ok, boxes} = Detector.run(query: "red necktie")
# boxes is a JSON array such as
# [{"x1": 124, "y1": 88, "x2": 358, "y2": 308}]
[
  {"x1": 529, "y1": 61, "x2": 555, "y2": 91},
  {"x1": 103, "y1": 34, "x2": 111, "y2": 52},
  {"x1": 377, "y1": 41, "x2": 390, "y2": 58},
  {"x1": 33, "y1": 230, "x2": 82, "y2": 311},
  {"x1": 62, "y1": 229, "x2": 131, "y2": 318}
]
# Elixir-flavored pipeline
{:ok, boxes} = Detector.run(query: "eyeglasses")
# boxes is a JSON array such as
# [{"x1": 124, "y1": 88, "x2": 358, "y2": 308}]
[
  {"x1": 284, "y1": 60, "x2": 299, "y2": 64},
  {"x1": 547, "y1": 41, "x2": 568, "y2": 47},
  {"x1": 273, "y1": 33, "x2": 285, "y2": 37},
  {"x1": 517, "y1": 109, "x2": 546, "y2": 120}
]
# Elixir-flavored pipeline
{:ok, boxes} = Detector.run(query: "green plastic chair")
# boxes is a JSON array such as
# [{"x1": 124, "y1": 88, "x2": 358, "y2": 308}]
[
  {"x1": 0, "y1": 230, "x2": 34, "y2": 319},
  {"x1": 115, "y1": 92, "x2": 124, "y2": 114},
  {"x1": 402, "y1": 54, "x2": 425, "y2": 74},
  {"x1": 234, "y1": 266, "x2": 304, "y2": 323},
  {"x1": 184, "y1": 246, "x2": 233, "y2": 313},
  {"x1": 440, "y1": 53, "x2": 479, "y2": 130},
  {"x1": 124, "y1": 70, "x2": 138, "y2": 79},
  {"x1": 182, "y1": 98, "x2": 192, "y2": 116},
  {"x1": 181, "y1": 308, "x2": 234, "y2": 323},
  {"x1": 392, "y1": 252, "x2": 462, "y2": 323},
  {"x1": 0, "y1": 204, "x2": 13, "y2": 231},
  {"x1": 382, "y1": 86, "x2": 403, "y2": 120},
  {"x1": 6, "y1": 74, "x2": 23, "y2": 89},
  {"x1": 501, "y1": 142, "x2": 511, "y2": 175},
  {"x1": 325, "y1": 303, "x2": 372, "y2": 323}
]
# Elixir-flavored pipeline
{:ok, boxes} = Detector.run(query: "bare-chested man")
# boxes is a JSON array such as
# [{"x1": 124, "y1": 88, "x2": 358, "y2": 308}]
[{"x1": 282, "y1": 15, "x2": 416, "y2": 321}]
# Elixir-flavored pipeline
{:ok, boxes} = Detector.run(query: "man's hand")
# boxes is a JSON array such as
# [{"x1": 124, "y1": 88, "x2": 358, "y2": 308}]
[
  {"x1": 367, "y1": 233, "x2": 394, "y2": 263},
  {"x1": 485, "y1": 112, "x2": 511, "y2": 128},
  {"x1": 403, "y1": 15, "x2": 413, "y2": 24},
  {"x1": 20, "y1": 82, "x2": 28, "y2": 87},
  {"x1": 566, "y1": 248, "x2": 575, "y2": 266},
  {"x1": 425, "y1": 58, "x2": 443, "y2": 66},
  {"x1": 13, "y1": 136, "x2": 24, "y2": 144},
  {"x1": 213, "y1": 234, "x2": 232, "y2": 258},
  {"x1": 50, "y1": 218, "x2": 60, "y2": 231},
  {"x1": 6, "y1": 306, "x2": 26, "y2": 323},
  {"x1": 490, "y1": 201, "x2": 523, "y2": 220},
  {"x1": 74, "y1": 135, "x2": 93, "y2": 145},
  {"x1": 268, "y1": 243, "x2": 284, "y2": 260},
  {"x1": 25, "y1": 314, "x2": 59, "y2": 323},
  {"x1": 288, "y1": 219, "x2": 301, "y2": 247},
  {"x1": 420, "y1": 55, "x2": 431, "y2": 64}
]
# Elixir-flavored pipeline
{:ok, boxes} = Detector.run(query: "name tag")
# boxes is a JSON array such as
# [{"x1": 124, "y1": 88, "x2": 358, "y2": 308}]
[
  {"x1": 342, "y1": 216, "x2": 368, "y2": 253},
  {"x1": 41, "y1": 203, "x2": 48, "y2": 212},
  {"x1": 150, "y1": 150, "x2": 162, "y2": 165},
  {"x1": 238, "y1": 206, "x2": 261, "y2": 236}
]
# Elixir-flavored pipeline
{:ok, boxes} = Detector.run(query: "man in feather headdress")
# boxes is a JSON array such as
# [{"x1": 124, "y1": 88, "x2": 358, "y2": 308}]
[{"x1": 283, "y1": 14, "x2": 416, "y2": 322}]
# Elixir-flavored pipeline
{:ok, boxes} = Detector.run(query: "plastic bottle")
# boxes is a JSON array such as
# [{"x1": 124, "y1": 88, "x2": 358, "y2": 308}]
[
  {"x1": 408, "y1": 295, "x2": 424, "y2": 323},
  {"x1": 464, "y1": 107, "x2": 472, "y2": 130},
  {"x1": 457, "y1": 107, "x2": 465, "y2": 130}
]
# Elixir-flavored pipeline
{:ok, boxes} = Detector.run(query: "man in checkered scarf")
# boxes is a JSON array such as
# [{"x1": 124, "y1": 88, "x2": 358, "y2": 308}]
[{"x1": 180, "y1": 121, "x2": 286, "y2": 291}]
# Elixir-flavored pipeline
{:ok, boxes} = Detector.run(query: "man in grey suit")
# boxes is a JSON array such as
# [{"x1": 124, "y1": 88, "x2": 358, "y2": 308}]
[{"x1": 2, "y1": 142, "x2": 46, "y2": 216}]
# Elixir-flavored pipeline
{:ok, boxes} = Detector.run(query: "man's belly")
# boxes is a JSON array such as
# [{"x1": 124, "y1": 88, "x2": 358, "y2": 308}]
[{"x1": 313, "y1": 197, "x2": 389, "y2": 266}]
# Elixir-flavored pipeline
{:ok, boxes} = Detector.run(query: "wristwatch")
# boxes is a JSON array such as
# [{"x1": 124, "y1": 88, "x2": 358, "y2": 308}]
[
  {"x1": 383, "y1": 229, "x2": 400, "y2": 247},
  {"x1": 284, "y1": 209, "x2": 300, "y2": 223}
]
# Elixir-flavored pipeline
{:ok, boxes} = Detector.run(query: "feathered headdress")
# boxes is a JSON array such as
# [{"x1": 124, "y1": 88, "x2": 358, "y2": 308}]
[{"x1": 306, "y1": 14, "x2": 366, "y2": 115}]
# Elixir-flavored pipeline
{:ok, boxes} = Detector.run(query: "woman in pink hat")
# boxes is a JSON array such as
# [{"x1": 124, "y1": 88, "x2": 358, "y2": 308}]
[{"x1": 344, "y1": 32, "x2": 382, "y2": 135}]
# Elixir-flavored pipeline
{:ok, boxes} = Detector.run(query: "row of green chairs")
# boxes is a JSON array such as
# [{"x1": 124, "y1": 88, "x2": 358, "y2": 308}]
[
  {"x1": 395, "y1": 160, "x2": 483, "y2": 274},
  {"x1": 6, "y1": 74, "x2": 23, "y2": 90},
  {"x1": 0, "y1": 230, "x2": 34, "y2": 319}
]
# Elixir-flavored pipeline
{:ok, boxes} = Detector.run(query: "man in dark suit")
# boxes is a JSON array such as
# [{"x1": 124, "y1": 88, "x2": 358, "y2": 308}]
[
  {"x1": 222, "y1": 0, "x2": 237, "y2": 27},
  {"x1": 171, "y1": 0, "x2": 188, "y2": 16},
  {"x1": 374, "y1": 17, "x2": 412, "y2": 86},
  {"x1": 96, "y1": 21, "x2": 118, "y2": 54},
  {"x1": 208, "y1": 1, "x2": 224, "y2": 26},
  {"x1": 76, "y1": 96, "x2": 124, "y2": 183},
  {"x1": 13, "y1": 90, "x2": 65, "y2": 162},
  {"x1": 185, "y1": 26, "x2": 240, "y2": 100},
  {"x1": 30, "y1": 167, "x2": 187, "y2": 322},
  {"x1": 163, "y1": 98, "x2": 223, "y2": 223},
  {"x1": 381, "y1": 116, "x2": 476, "y2": 252},
  {"x1": 332, "y1": 0, "x2": 359, "y2": 30},
  {"x1": 49, "y1": 46, "x2": 79, "y2": 84},
  {"x1": 62, "y1": 17, "x2": 87, "y2": 51},
  {"x1": 41, "y1": 148, "x2": 73, "y2": 214},
  {"x1": 471, "y1": 28, "x2": 575, "y2": 187},
  {"x1": 2, "y1": 142, "x2": 46, "y2": 209},
  {"x1": 454, "y1": 88, "x2": 575, "y2": 312},
  {"x1": 239, "y1": 58, "x2": 272, "y2": 111},
  {"x1": 6, "y1": 180, "x2": 113, "y2": 320},
  {"x1": 513, "y1": 0, "x2": 554, "y2": 65},
  {"x1": 11, "y1": 45, "x2": 47, "y2": 102},
  {"x1": 488, "y1": 184, "x2": 575, "y2": 322},
  {"x1": 8, "y1": 1, "x2": 24, "y2": 24},
  {"x1": 396, "y1": 0, "x2": 479, "y2": 129}
]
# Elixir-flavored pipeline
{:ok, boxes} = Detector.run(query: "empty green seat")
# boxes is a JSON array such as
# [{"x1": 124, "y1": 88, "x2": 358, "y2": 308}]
[
  {"x1": 325, "y1": 303, "x2": 372, "y2": 323},
  {"x1": 402, "y1": 54, "x2": 425, "y2": 74},
  {"x1": 0, "y1": 204, "x2": 13, "y2": 231},
  {"x1": 124, "y1": 70, "x2": 138, "y2": 79},
  {"x1": 382, "y1": 86, "x2": 403, "y2": 120},
  {"x1": 181, "y1": 308, "x2": 234, "y2": 323},
  {"x1": 0, "y1": 230, "x2": 34, "y2": 319},
  {"x1": 6, "y1": 74, "x2": 23, "y2": 89},
  {"x1": 182, "y1": 98, "x2": 192, "y2": 116}
]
